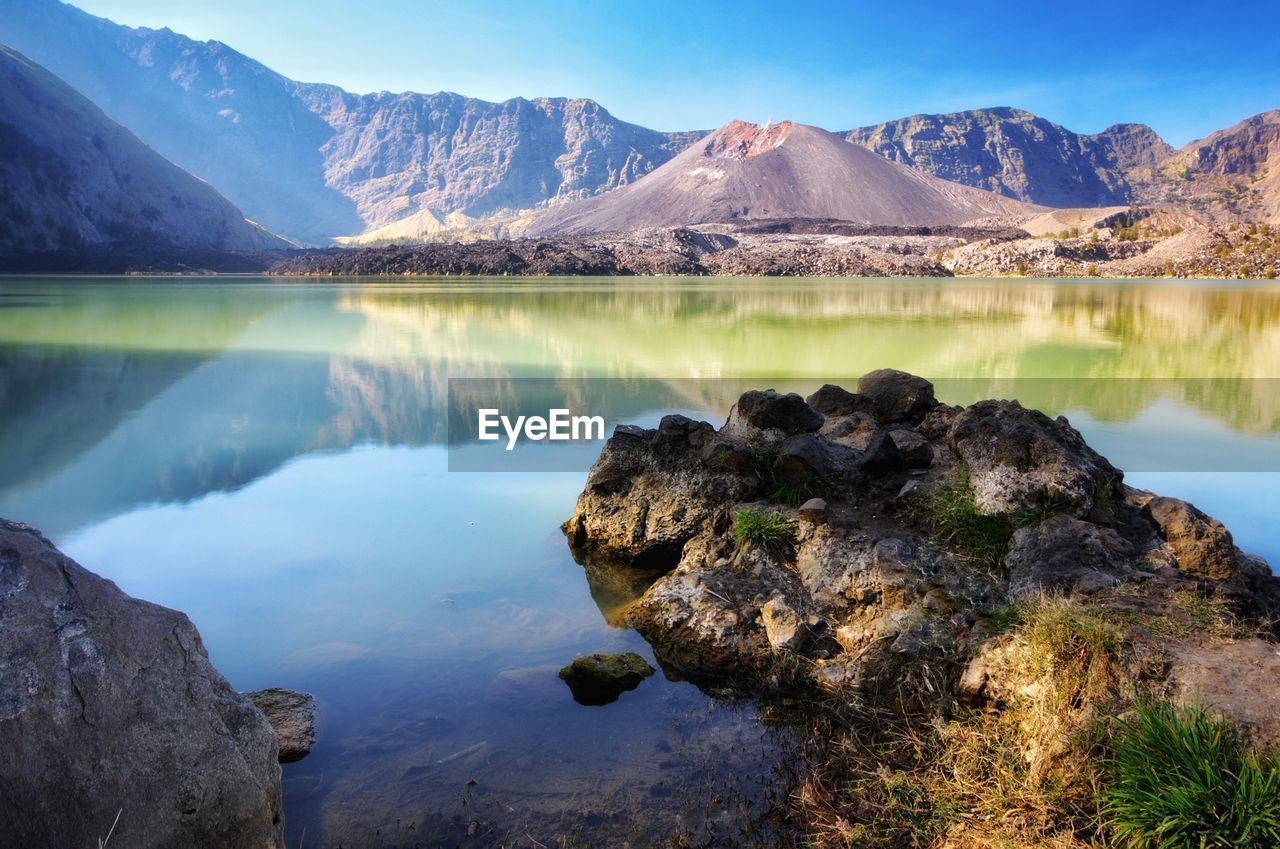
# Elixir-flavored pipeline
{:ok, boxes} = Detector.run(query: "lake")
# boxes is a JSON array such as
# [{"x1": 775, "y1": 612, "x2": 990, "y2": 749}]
[{"x1": 1, "y1": 276, "x2": 1279, "y2": 847}]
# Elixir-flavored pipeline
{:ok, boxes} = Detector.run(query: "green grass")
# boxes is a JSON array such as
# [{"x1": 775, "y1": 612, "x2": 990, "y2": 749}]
[
  {"x1": 744, "y1": 431, "x2": 782, "y2": 482},
  {"x1": 732, "y1": 508, "x2": 794, "y2": 554},
  {"x1": 905, "y1": 470, "x2": 1014, "y2": 569},
  {"x1": 1103, "y1": 700, "x2": 1280, "y2": 849}
]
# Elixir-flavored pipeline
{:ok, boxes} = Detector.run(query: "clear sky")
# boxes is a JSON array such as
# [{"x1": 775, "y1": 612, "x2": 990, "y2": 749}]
[{"x1": 70, "y1": 0, "x2": 1280, "y2": 145}]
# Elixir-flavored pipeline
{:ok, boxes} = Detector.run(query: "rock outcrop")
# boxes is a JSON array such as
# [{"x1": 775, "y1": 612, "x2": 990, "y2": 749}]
[
  {"x1": 564, "y1": 372, "x2": 1280, "y2": 716},
  {"x1": 0, "y1": 519, "x2": 284, "y2": 849}
]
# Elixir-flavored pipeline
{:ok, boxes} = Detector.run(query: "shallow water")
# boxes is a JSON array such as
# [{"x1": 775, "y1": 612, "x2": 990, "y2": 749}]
[{"x1": 1, "y1": 276, "x2": 1279, "y2": 847}]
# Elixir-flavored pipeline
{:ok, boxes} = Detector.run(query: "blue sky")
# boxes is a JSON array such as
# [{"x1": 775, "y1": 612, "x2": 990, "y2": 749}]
[{"x1": 72, "y1": 0, "x2": 1280, "y2": 145}]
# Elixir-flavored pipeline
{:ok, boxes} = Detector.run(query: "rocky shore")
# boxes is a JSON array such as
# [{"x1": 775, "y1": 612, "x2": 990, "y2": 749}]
[
  {"x1": 263, "y1": 214, "x2": 1280, "y2": 279},
  {"x1": 565, "y1": 371, "x2": 1280, "y2": 847}
]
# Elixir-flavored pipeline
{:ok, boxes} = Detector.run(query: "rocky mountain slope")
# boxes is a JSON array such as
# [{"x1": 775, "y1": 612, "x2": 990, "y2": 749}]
[
  {"x1": 1140, "y1": 110, "x2": 1280, "y2": 223},
  {"x1": 0, "y1": 0, "x2": 699, "y2": 243},
  {"x1": 529, "y1": 121, "x2": 1040, "y2": 235},
  {"x1": 844, "y1": 107, "x2": 1172, "y2": 207},
  {"x1": 0, "y1": 44, "x2": 285, "y2": 257}
]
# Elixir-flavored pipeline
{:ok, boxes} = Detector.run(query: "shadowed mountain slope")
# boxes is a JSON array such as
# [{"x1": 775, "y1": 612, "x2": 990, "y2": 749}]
[{"x1": 0, "y1": 44, "x2": 286, "y2": 256}]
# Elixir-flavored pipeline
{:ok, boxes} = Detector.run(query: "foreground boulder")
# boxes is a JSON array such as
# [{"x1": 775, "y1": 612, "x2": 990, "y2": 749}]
[
  {"x1": 564, "y1": 371, "x2": 1280, "y2": 718},
  {"x1": 0, "y1": 520, "x2": 284, "y2": 849}
]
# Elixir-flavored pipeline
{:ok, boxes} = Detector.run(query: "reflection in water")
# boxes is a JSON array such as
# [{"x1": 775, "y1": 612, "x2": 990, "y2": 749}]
[{"x1": 1, "y1": 277, "x2": 1279, "y2": 846}]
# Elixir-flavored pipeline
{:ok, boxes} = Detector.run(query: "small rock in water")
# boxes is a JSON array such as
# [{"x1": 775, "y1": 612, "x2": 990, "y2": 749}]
[
  {"x1": 558, "y1": 652, "x2": 655, "y2": 706},
  {"x1": 245, "y1": 688, "x2": 318, "y2": 763}
]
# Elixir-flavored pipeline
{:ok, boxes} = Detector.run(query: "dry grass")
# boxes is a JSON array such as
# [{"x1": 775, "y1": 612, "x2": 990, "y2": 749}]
[{"x1": 784, "y1": 595, "x2": 1137, "y2": 849}]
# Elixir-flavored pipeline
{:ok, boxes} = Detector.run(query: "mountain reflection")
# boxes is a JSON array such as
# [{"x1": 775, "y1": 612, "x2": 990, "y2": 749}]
[{"x1": 1, "y1": 277, "x2": 1279, "y2": 535}]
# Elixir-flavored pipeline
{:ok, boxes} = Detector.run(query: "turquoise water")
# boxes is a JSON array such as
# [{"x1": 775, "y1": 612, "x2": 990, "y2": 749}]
[{"x1": 1, "y1": 277, "x2": 1278, "y2": 846}]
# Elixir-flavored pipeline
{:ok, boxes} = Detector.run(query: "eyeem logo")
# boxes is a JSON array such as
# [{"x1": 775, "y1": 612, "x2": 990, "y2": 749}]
[{"x1": 477, "y1": 408, "x2": 606, "y2": 451}]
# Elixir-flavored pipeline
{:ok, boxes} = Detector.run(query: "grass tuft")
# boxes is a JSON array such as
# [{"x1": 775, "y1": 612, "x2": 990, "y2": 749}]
[
  {"x1": 1103, "y1": 700, "x2": 1280, "y2": 849},
  {"x1": 744, "y1": 431, "x2": 782, "y2": 482},
  {"x1": 906, "y1": 467, "x2": 1014, "y2": 569},
  {"x1": 732, "y1": 508, "x2": 795, "y2": 554}
]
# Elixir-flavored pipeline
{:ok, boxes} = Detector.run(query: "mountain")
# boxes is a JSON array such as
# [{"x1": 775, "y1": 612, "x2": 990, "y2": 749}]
[
  {"x1": 0, "y1": 44, "x2": 285, "y2": 256},
  {"x1": 1141, "y1": 110, "x2": 1280, "y2": 223},
  {"x1": 843, "y1": 107, "x2": 1171, "y2": 207},
  {"x1": 0, "y1": 0, "x2": 700, "y2": 243},
  {"x1": 529, "y1": 120, "x2": 1040, "y2": 235}
]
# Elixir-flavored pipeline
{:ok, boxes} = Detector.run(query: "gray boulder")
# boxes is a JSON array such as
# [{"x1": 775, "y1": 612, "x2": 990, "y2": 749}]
[
  {"x1": 727, "y1": 389, "x2": 824, "y2": 436},
  {"x1": 805, "y1": 384, "x2": 872, "y2": 417},
  {"x1": 0, "y1": 519, "x2": 283, "y2": 849},
  {"x1": 948, "y1": 400, "x2": 1120, "y2": 517},
  {"x1": 566, "y1": 419, "x2": 755, "y2": 571},
  {"x1": 1004, "y1": 514, "x2": 1135, "y2": 598},
  {"x1": 773, "y1": 433, "x2": 859, "y2": 488}
]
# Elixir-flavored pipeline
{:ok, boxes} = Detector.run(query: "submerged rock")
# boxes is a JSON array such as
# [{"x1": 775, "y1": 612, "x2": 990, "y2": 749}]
[
  {"x1": 558, "y1": 652, "x2": 656, "y2": 706},
  {"x1": 0, "y1": 519, "x2": 283, "y2": 849},
  {"x1": 246, "y1": 688, "x2": 318, "y2": 763}
]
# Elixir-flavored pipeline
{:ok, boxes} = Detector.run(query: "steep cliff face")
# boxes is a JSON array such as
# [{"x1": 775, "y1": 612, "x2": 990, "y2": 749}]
[
  {"x1": 0, "y1": 0, "x2": 699, "y2": 243},
  {"x1": 844, "y1": 107, "x2": 1147, "y2": 207},
  {"x1": 0, "y1": 44, "x2": 286, "y2": 256},
  {"x1": 292, "y1": 84, "x2": 700, "y2": 227}
]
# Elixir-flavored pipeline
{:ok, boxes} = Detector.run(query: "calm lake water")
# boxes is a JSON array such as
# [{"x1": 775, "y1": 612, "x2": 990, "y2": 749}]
[{"x1": 2, "y1": 276, "x2": 1279, "y2": 847}]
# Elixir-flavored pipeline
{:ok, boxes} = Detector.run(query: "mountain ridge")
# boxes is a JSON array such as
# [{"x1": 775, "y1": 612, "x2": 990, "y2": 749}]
[
  {"x1": 0, "y1": 0, "x2": 700, "y2": 243},
  {"x1": 1, "y1": 0, "x2": 1278, "y2": 245}
]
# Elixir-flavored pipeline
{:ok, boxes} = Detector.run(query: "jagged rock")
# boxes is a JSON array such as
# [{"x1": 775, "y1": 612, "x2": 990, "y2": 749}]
[
  {"x1": 806, "y1": 384, "x2": 872, "y2": 417},
  {"x1": 773, "y1": 433, "x2": 858, "y2": 488},
  {"x1": 0, "y1": 520, "x2": 282, "y2": 849},
  {"x1": 625, "y1": 560, "x2": 773, "y2": 683},
  {"x1": 949, "y1": 400, "x2": 1121, "y2": 517},
  {"x1": 1144, "y1": 496, "x2": 1239, "y2": 582},
  {"x1": 856, "y1": 369, "x2": 939, "y2": 425},
  {"x1": 558, "y1": 652, "x2": 655, "y2": 706},
  {"x1": 245, "y1": 688, "x2": 317, "y2": 764},
  {"x1": 821, "y1": 411, "x2": 881, "y2": 449},
  {"x1": 727, "y1": 389, "x2": 824, "y2": 437},
  {"x1": 857, "y1": 430, "x2": 906, "y2": 477},
  {"x1": 888, "y1": 429, "x2": 933, "y2": 468},
  {"x1": 565, "y1": 417, "x2": 754, "y2": 570},
  {"x1": 798, "y1": 498, "x2": 828, "y2": 524},
  {"x1": 1005, "y1": 515, "x2": 1135, "y2": 598}
]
